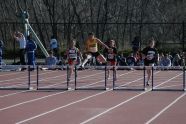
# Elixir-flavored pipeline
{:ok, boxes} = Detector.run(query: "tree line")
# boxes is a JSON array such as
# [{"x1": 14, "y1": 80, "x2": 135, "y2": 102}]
[{"x1": 0, "y1": 0, "x2": 185, "y2": 53}]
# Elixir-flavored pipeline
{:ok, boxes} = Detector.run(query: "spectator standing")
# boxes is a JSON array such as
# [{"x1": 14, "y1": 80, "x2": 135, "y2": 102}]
[
  {"x1": 131, "y1": 36, "x2": 140, "y2": 57},
  {"x1": 13, "y1": 31, "x2": 26, "y2": 65},
  {"x1": 26, "y1": 35, "x2": 37, "y2": 69}
]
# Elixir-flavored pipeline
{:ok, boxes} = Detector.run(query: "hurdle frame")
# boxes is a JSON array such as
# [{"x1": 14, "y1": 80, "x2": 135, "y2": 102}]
[
  {"x1": 152, "y1": 66, "x2": 186, "y2": 91},
  {"x1": 75, "y1": 65, "x2": 107, "y2": 90},
  {"x1": 36, "y1": 65, "x2": 69, "y2": 91},
  {"x1": 113, "y1": 66, "x2": 146, "y2": 91},
  {"x1": 0, "y1": 65, "x2": 30, "y2": 90}
]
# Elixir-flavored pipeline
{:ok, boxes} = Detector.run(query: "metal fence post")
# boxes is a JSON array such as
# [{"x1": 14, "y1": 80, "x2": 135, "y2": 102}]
[
  {"x1": 75, "y1": 65, "x2": 77, "y2": 90},
  {"x1": 152, "y1": 66, "x2": 154, "y2": 91},
  {"x1": 28, "y1": 66, "x2": 31, "y2": 89},
  {"x1": 183, "y1": 66, "x2": 185, "y2": 91},
  {"x1": 36, "y1": 66, "x2": 39, "y2": 90},
  {"x1": 144, "y1": 66, "x2": 146, "y2": 89}
]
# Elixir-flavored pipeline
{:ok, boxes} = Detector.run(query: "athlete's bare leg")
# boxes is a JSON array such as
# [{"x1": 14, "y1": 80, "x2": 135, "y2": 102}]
[
  {"x1": 147, "y1": 69, "x2": 151, "y2": 82},
  {"x1": 81, "y1": 54, "x2": 92, "y2": 67},
  {"x1": 146, "y1": 64, "x2": 154, "y2": 86}
]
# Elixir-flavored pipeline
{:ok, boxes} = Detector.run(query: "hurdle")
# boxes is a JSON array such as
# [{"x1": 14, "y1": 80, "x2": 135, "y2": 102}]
[
  {"x1": 152, "y1": 66, "x2": 185, "y2": 91},
  {"x1": 0, "y1": 65, "x2": 30, "y2": 90},
  {"x1": 113, "y1": 66, "x2": 146, "y2": 91},
  {"x1": 75, "y1": 66, "x2": 107, "y2": 90},
  {"x1": 36, "y1": 65, "x2": 69, "y2": 91}
]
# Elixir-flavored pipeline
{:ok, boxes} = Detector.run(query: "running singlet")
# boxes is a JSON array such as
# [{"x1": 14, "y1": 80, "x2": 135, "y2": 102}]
[
  {"x1": 86, "y1": 39, "x2": 98, "y2": 53},
  {"x1": 142, "y1": 47, "x2": 158, "y2": 64},
  {"x1": 68, "y1": 48, "x2": 78, "y2": 59},
  {"x1": 106, "y1": 47, "x2": 117, "y2": 61}
]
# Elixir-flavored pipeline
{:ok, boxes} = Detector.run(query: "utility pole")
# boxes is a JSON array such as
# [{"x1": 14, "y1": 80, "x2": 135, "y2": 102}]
[{"x1": 21, "y1": 10, "x2": 49, "y2": 57}]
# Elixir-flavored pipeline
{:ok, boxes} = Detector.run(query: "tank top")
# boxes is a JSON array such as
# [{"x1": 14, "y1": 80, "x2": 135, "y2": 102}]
[
  {"x1": 87, "y1": 39, "x2": 98, "y2": 52},
  {"x1": 68, "y1": 48, "x2": 78, "y2": 59}
]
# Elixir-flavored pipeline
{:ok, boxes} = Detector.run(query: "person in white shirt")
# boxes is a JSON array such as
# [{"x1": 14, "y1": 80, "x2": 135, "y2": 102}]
[
  {"x1": 13, "y1": 31, "x2": 26, "y2": 65},
  {"x1": 50, "y1": 35, "x2": 59, "y2": 59}
]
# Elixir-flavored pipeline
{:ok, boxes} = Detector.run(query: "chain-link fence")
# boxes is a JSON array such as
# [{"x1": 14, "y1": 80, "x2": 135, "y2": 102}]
[{"x1": 0, "y1": 22, "x2": 185, "y2": 63}]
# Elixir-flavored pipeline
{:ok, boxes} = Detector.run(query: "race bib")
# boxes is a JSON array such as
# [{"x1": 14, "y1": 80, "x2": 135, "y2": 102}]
[
  {"x1": 69, "y1": 54, "x2": 77, "y2": 59},
  {"x1": 146, "y1": 54, "x2": 154, "y2": 60},
  {"x1": 69, "y1": 49, "x2": 76, "y2": 53}
]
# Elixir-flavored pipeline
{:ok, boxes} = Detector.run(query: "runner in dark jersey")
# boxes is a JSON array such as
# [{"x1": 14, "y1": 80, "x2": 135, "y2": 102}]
[
  {"x1": 105, "y1": 40, "x2": 117, "y2": 80},
  {"x1": 142, "y1": 38, "x2": 159, "y2": 86}
]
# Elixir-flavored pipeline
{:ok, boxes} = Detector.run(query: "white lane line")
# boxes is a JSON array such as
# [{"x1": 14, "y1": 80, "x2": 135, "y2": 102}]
[
  {"x1": 77, "y1": 71, "x2": 134, "y2": 88},
  {"x1": 15, "y1": 70, "x2": 158, "y2": 124},
  {"x1": 0, "y1": 72, "x2": 66, "y2": 85},
  {"x1": 0, "y1": 69, "x2": 87, "y2": 97},
  {"x1": 0, "y1": 90, "x2": 29, "y2": 98},
  {"x1": 0, "y1": 91, "x2": 68, "y2": 111},
  {"x1": 0, "y1": 71, "x2": 25, "y2": 77},
  {"x1": 15, "y1": 71, "x2": 137, "y2": 124},
  {"x1": 15, "y1": 90, "x2": 109, "y2": 124},
  {"x1": 80, "y1": 91, "x2": 149, "y2": 124},
  {"x1": 157, "y1": 84, "x2": 182, "y2": 89},
  {"x1": 0, "y1": 72, "x2": 67, "y2": 98},
  {"x1": 79, "y1": 73, "x2": 183, "y2": 124},
  {"x1": 0, "y1": 71, "x2": 107, "y2": 111},
  {"x1": 145, "y1": 92, "x2": 186, "y2": 124},
  {"x1": 0, "y1": 71, "x2": 101, "y2": 98},
  {"x1": 0, "y1": 71, "x2": 54, "y2": 83},
  {"x1": 0, "y1": 71, "x2": 51, "y2": 98}
]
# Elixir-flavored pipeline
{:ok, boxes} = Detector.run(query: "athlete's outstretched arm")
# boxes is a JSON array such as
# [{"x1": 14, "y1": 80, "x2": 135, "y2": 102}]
[{"x1": 95, "y1": 38, "x2": 110, "y2": 49}]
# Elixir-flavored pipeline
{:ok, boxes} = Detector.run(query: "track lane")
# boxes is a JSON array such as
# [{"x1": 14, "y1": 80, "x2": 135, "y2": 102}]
[
  {"x1": 81, "y1": 91, "x2": 183, "y2": 124},
  {"x1": 148, "y1": 93, "x2": 186, "y2": 124}
]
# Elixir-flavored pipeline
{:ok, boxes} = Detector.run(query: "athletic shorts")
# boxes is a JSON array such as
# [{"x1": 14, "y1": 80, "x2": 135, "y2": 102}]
[
  {"x1": 144, "y1": 61, "x2": 154, "y2": 66},
  {"x1": 107, "y1": 60, "x2": 116, "y2": 66},
  {"x1": 88, "y1": 52, "x2": 100, "y2": 58},
  {"x1": 68, "y1": 59, "x2": 77, "y2": 65}
]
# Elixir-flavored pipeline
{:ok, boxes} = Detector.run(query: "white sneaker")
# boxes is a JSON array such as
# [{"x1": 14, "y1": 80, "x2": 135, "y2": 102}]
[{"x1": 146, "y1": 80, "x2": 151, "y2": 86}]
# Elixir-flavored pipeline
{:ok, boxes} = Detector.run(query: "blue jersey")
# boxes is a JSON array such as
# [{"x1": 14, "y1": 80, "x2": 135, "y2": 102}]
[{"x1": 26, "y1": 40, "x2": 37, "y2": 52}]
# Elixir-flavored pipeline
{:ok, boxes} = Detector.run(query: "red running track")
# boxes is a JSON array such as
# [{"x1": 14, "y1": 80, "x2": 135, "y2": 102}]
[{"x1": 0, "y1": 69, "x2": 185, "y2": 124}]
